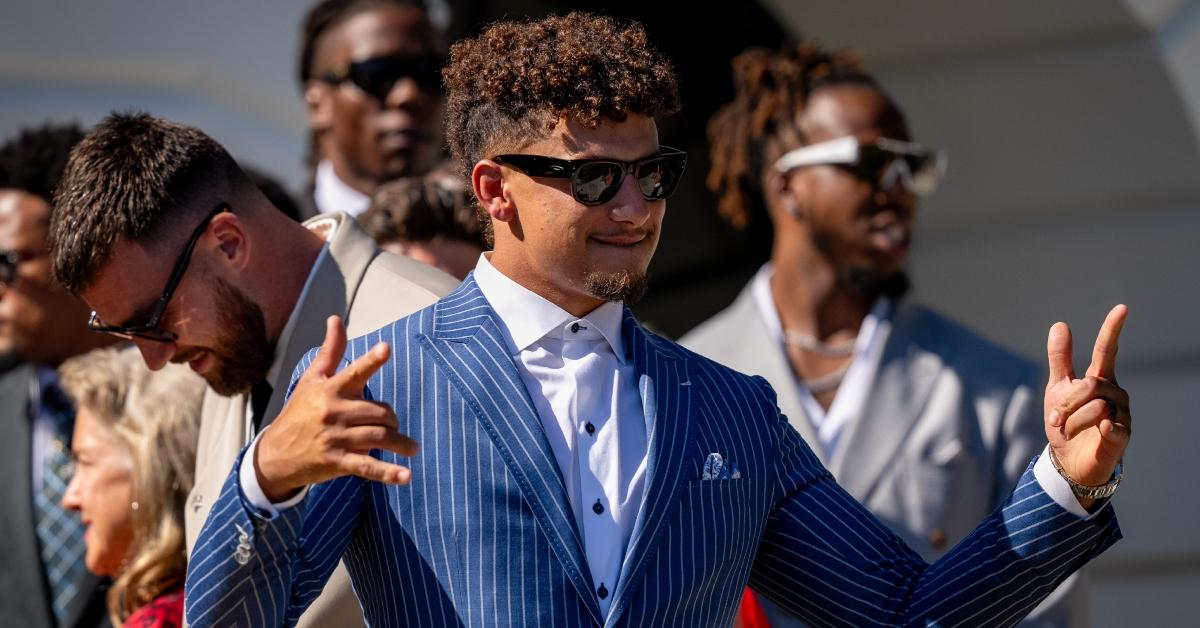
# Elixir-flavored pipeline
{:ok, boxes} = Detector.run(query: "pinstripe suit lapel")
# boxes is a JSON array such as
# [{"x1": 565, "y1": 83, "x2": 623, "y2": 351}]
[
  {"x1": 419, "y1": 277, "x2": 604, "y2": 625},
  {"x1": 605, "y1": 310, "x2": 694, "y2": 627}
]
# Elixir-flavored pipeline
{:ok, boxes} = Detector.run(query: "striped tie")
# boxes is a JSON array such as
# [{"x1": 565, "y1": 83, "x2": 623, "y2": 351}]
[{"x1": 32, "y1": 380, "x2": 88, "y2": 626}]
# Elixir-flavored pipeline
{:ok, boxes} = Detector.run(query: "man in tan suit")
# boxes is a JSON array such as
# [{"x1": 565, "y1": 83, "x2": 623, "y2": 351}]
[{"x1": 47, "y1": 112, "x2": 456, "y2": 627}]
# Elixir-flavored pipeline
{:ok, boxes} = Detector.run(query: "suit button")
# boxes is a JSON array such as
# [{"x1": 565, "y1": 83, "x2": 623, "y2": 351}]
[
  {"x1": 597, "y1": 583, "x2": 608, "y2": 599},
  {"x1": 592, "y1": 499, "x2": 604, "y2": 515},
  {"x1": 585, "y1": 422, "x2": 595, "y2": 435}
]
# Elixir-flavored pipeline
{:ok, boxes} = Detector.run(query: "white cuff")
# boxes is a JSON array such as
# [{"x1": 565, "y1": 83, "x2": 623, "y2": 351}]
[
  {"x1": 1032, "y1": 445, "x2": 1100, "y2": 519},
  {"x1": 239, "y1": 432, "x2": 309, "y2": 517}
]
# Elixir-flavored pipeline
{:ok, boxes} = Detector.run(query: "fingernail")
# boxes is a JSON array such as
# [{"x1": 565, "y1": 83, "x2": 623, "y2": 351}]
[{"x1": 1049, "y1": 409, "x2": 1061, "y2": 426}]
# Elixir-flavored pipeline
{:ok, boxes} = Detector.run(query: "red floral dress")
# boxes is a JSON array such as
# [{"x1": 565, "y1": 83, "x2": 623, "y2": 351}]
[{"x1": 123, "y1": 589, "x2": 183, "y2": 628}]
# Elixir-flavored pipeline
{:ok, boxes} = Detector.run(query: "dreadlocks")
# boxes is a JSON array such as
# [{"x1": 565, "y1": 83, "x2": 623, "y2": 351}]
[{"x1": 706, "y1": 43, "x2": 880, "y2": 229}]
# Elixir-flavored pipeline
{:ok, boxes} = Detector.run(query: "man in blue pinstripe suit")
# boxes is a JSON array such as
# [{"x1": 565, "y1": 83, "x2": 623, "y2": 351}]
[{"x1": 186, "y1": 13, "x2": 1133, "y2": 627}]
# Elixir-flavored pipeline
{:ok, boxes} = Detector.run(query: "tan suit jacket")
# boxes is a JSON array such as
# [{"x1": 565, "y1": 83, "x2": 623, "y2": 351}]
[
  {"x1": 681, "y1": 285, "x2": 1085, "y2": 627},
  {"x1": 185, "y1": 213, "x2": 457, "y2": 627}
]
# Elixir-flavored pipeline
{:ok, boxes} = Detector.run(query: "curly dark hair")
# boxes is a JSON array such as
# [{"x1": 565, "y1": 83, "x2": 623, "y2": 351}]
[
  {"x1": 443, "y1": 12, "x2": 681, "y2": 174},
  {"x1": 0, "y1": 122, "x2": 86, "y2": 210},
  {"x1": 706, "y1": 43, "x2": 898, "y2": 228}
]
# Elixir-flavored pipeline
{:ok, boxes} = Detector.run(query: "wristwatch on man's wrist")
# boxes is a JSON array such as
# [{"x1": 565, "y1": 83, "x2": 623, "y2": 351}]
[{"x1": 1048, "y1": 447, "x2": 1123, "y2": 500}]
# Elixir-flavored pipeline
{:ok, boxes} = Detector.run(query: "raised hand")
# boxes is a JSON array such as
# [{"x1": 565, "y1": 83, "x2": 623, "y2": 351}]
[
  {"x1": 1044, "y1": 305, "x2": 1131, "y2": 506},
  {"x1": 254, "y1": 315, "x2": 418, "y2": 503}
]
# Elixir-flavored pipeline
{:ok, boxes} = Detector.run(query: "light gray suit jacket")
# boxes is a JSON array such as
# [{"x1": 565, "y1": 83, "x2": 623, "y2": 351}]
[
  {"x1": 184, "y1": 213, "x2": 457, "y2": 628},
  {"x1": 681, "y1": 283, "x2": 1085, "y2": 627}
]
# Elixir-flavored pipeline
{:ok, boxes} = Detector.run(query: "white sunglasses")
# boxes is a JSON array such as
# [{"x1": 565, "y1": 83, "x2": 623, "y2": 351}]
[{"x1": 774, "y1": 136, "x2": 947, "y2": 196}]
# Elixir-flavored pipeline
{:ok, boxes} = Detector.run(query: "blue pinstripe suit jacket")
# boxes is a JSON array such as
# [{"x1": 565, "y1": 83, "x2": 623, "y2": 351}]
[{"x1": 185, "y1": 276, "x2": 1121, "y2": 627}]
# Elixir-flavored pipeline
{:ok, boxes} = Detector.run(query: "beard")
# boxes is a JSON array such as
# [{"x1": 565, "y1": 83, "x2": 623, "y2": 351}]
[
  {"x1": 584, "y1": 269, "x2": 649, "y2": 304},
  {"x1": 175, "y1": 275, "x2": 272, "y2": 396},
  {"x1": 843, "y1": 267, "x2": 911, "y2": 300},
  {"x1": 811, "y1": 225, "x2": 911, "y2": 301}
]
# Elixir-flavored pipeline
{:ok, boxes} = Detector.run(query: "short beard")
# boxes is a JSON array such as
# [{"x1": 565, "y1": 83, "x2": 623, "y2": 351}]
[
  {"x1": 584, "y1": 270, "x2": 649, "y2": 304},
  {"x1": 843, "y1": 267, "x2": 911, "y2": 300},
  {"x1": 198, "y1": 276, "x2": 273, "y2": 396}
]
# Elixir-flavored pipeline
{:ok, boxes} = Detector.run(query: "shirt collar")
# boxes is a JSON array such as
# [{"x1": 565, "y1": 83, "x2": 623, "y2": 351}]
[
  {"x1": 472, "y1": 253, "x2": 628, "y2": 364},
  {"x1": 313, "y1": 160, "x2": 371, "y2": 218},
  {"x1": 751, "y1": 262, "x2": 892, "y2": 346}
]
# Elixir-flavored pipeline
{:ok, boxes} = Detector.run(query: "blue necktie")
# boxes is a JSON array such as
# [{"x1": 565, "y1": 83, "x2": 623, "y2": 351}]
[{"x1": 32, "y1": 379, "x2": 88, "y2": 626}]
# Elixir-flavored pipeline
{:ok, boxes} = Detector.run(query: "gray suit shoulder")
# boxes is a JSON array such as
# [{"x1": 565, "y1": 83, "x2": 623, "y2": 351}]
[
  {"x1": 901, "y1": 301, "x2": 1043, "y2": 392},
  {"x1": 362, "y1": 249, "x2": 460, "y2": 299},
  {"x1": 678, "y1": 283, "x2": 757, "y2": 362}
]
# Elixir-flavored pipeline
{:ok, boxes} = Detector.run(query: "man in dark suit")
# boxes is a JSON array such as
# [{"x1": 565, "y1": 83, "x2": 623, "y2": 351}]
[
  {"x1": 187, "y1": 13, "x2": 1133, "y2": 627},
  {"x1": 296, "y1": 0, "x2": 446, "y2": 219},
  {"x1": 0, "y1": 124, "x2": 115, "y2": 628}
]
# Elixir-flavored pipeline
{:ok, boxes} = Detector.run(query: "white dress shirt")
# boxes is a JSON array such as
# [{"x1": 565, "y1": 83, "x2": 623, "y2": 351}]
[
  {"x1": 472, "y1": 253, "x2": 648, "y2": 615},
  {"x1": 749, "y1": 262, "x2": 1095, "y2": 519},
  {"x1": 313, "y1": 160, "x2": 371, "y2": 218},
  {"x1": 751, "y1": 263, "x2": 892, "y2": 460},
  {"x1": 242, "y1": 252, "x2": 649, "y2": 614}
]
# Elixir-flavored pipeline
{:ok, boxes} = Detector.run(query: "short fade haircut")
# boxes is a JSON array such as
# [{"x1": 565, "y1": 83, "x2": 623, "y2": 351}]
[
  {"x1": 49, "y1": 111, "x2": 252, "y2": 295},
  {"x1": 0, "y1": 122, "x2": 86, "y2": 210},
  {"x1": 442, "y1": 12, "x2": 680, "y2": 245}
]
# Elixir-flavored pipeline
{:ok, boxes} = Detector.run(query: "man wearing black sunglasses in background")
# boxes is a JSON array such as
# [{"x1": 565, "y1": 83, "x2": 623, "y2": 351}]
[
  {"x1": 685, "y1": 43, "x2": 1083, "y2": 626},
  {"x1": 297, "y1": 0, "x2": 446, "y2": 219},
  {"x1": 48, "y1": 112, "x2": 456, "y2": 628},
  {"x1": 0, "y1": 123, "x2": 114, "y2": 628}
]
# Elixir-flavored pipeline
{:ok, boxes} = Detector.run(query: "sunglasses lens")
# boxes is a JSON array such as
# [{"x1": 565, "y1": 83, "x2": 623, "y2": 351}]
[
  {"x1": 0, "y1": 251, "x2": 22, "y2": 284},
  {"x1": 636, "y1": 156, "x2": 684, "y2": 201},
  {"x1": 573, "y1": 162, "x2": 623, "y2": 205},
  {"x1": 348, "y1": 57, "x2": 442, "y2": 100},
  {"x1": 854, "y1": 146, "x2": 943, "y2": 195}
]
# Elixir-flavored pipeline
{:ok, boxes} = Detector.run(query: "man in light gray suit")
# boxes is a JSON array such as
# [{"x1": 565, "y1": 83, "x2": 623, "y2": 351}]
[
  {"x1": 685, "y1": 43, "x2": 1080, "y2": 626},
  {"x1": 47, "y1": 112, "x2": 457, "y2": 628}
]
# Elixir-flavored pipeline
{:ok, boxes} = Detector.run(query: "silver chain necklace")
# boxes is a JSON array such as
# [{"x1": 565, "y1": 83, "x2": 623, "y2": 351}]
[
  {"x1": 800, "y1": 362, "x2": 851, "y2": 394},
  {"x1": 783, "y1": 329, "x2": 857, "y2": 358}
]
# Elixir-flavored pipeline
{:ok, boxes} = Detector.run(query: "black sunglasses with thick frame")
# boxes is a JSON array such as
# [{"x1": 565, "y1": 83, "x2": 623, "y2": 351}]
[
  {"x1": 87, "y1": 203, "x2": 229, "y2": 343},
  {"x1": 321, "y1": 53, "x2": 445, "y2": 102},
  {"x1": 493, "y1": 147, "x2": 687, "y2": 206}
]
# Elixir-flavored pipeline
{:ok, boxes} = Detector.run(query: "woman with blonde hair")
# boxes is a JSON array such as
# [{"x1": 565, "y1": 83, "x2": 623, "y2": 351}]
[{"x1": 59, "y1": 346, "x2": 205, "y2": 627}]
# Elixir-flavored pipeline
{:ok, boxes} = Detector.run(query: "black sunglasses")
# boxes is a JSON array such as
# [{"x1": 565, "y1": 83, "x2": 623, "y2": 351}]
[
  {"x1": 321, "y1": 54, "x2": 445, "y2": 101},
  {"x1": 0, "y1": 249, "x2": 41, "y2": 285},
  {"x1": 87, "y1": 203, "x2": 229, "y2": 343},
  {"x1": 493, "y1": 147, "x2": 687, "y2": 206}
]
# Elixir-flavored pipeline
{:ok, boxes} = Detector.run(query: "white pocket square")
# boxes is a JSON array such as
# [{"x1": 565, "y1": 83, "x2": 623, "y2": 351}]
[{"x1": 702, "y1": 452, "x2": 742, "y2": 480}]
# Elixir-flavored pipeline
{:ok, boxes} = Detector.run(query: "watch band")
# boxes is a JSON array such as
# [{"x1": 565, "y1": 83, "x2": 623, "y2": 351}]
[{"x1": 1048, "y1": 447, "x2": 1123, "y2": 500}]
